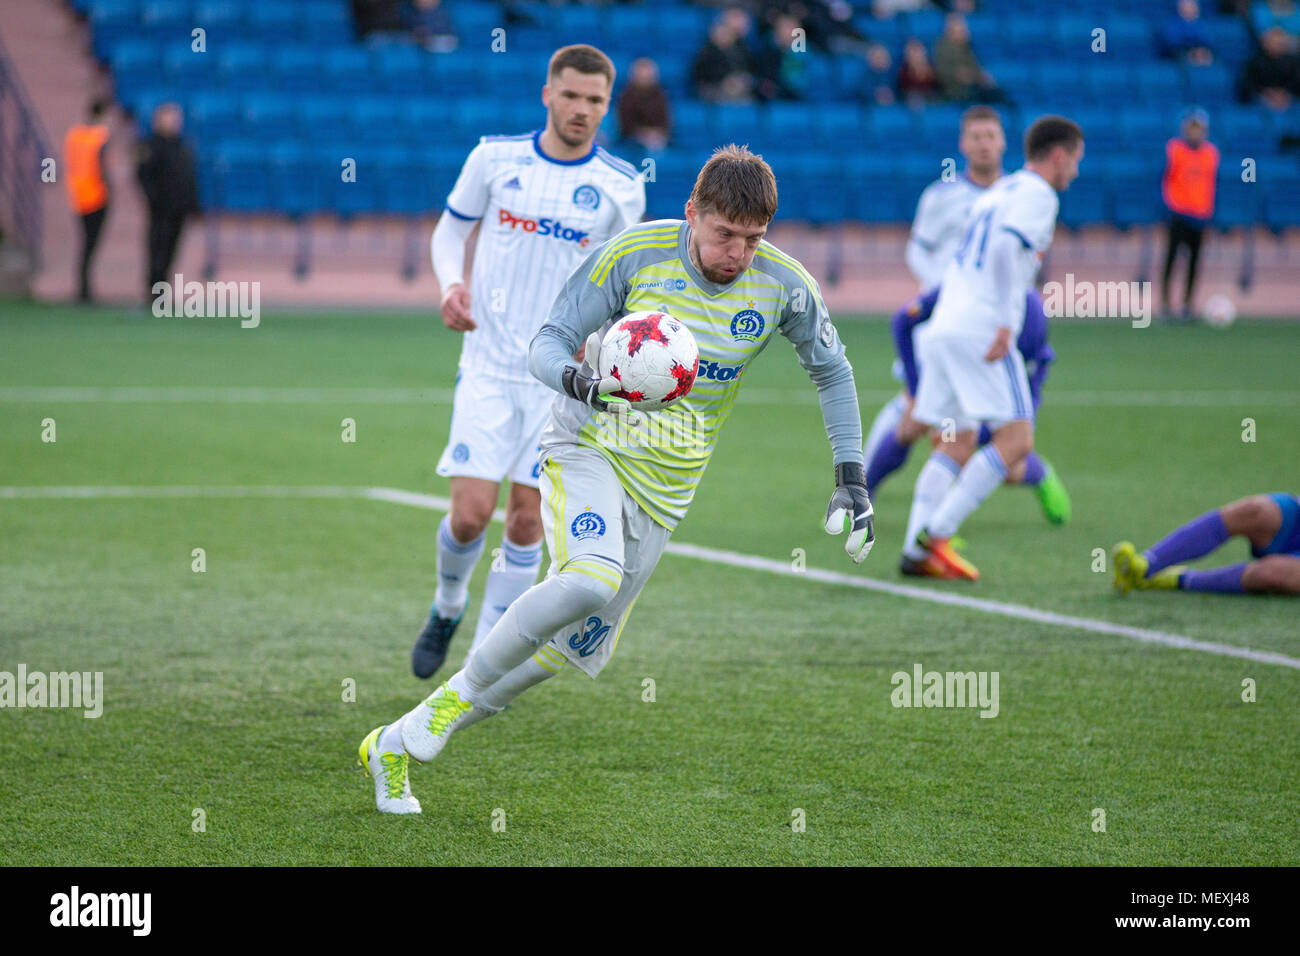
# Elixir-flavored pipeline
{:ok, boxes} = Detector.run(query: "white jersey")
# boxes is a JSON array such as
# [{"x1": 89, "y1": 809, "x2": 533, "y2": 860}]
[
  {"x1": 906, "y1": 175, "x2": 991, "y2": 290},
  {"x1": 926, "y1": 168, "x2": 1058, "y2": 340},
  {"x1": 444, "y1": 130, "x2": 646, "y2": 381}
]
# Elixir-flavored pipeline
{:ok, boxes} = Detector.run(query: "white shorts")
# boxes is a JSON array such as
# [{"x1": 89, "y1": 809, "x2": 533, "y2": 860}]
[
  {"x1": 436, "y1": 368, "x2": 553, "y2": 488},
  {"x1": 912, "y1": 329, "x2": 1034, "y2": 432},
  {"x1": 536, "y1": 443, "x2": 672, "y2": 679}
]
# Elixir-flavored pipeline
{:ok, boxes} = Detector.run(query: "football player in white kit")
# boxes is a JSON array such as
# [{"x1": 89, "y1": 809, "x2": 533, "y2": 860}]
[
  {"x1": 862, "y1": 106, "x2": 1005, "y2": 483},
  {"x1": 414, "y1": 45, "x2": 646, "y2": 679},
  {"x1": 900, "y1": 115, "x2": 1083, "y2": 581}
]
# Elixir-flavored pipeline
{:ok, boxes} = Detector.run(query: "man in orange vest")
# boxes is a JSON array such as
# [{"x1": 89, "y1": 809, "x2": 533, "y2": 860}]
[
  {"x1": 1160, "y1": 107, "x2": 1218, "y2": 322},
  {"x1": 63, "y1": 99, "x2": 111, "y2": 302}
]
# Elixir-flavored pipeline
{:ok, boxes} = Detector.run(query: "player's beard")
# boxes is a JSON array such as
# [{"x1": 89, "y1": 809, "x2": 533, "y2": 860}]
[
  {"x1": 688, "y1": 237, "x2": 741, "y2": 285},
  {"x1": 550, "y1": 109, "x2": 590, "y2": 150}
]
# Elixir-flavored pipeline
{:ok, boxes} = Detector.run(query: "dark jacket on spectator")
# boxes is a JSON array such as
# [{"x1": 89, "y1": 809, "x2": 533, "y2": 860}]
[{"x1": 136, "y1": 133, "x2": 199, "y2": 216}]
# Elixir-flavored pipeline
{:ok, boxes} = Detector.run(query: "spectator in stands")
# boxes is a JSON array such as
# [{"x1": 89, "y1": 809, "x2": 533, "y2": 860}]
[
  {"x1": 63, "y1": 99, "x2": 111, "y2": 304},
  {"x1": 767, "y1": 0, "x2": 871, "y2": 55},
  {"x1": 692, "y1": 8, "x2": 757, "y2": 103},
  {"x1": 861, "y1": 42, "x2": 897, "y2": 105},
  {"x1": 1252, "y1": 0, "x2": 1300, "y2": 34},
  {"x1": 933, "y1": 13, "x2": 1005, "y2": 103},
  {"x1": 351, "y1": 0, "x2": 406, "y2": 39},
  {"x1": 1241, "y1": 26, "x2": 1300, "y2": 109},
  {"x1": 897, "y1": 37, "x2": 939, "y2": 106},
  {"x1": 136, "y1": 103, "x2": 200, "y2": 303},
  {"x1": 756, "y1": 15, "x2": 810, "y2": 101},
  {"x1": 618, "y1": 57, "x2": 672, "y2": 153},
  {"x1": 1160, "y1": 108, "x2": 1219, "y2": 321},
  {"x1": 406, "y1": 0, "x2": 457, "y2": 52},
  {"x1": 1160, "y1": 0, "x2": 1216, "y2": 64}
]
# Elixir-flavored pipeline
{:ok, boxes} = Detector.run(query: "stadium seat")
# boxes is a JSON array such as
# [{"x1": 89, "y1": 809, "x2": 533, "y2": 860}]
[
  {"x1": 273, "y1": 45, "x2": 325, "y2": 93},
  {"x1": 213, "y1": 141, "x2": 273, "y2": 212},
  {"x1": 1185, "y1": 63, "x2": 1235, "y2": 107}
]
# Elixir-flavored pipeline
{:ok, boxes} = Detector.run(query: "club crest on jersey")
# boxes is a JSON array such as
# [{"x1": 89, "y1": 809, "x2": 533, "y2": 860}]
[
  {"x1": 452, "y1": 443, "x2": 470, "y2": 463},
  {"x1": 503, "y1": 176, "x2": 522, "y2": 190},
  {"x1": 819, "y1": 316, "x2": 837, "y2": 348},
  {"x1": 730, "y1": 306, "x2": 765, "y2": 342},
  {"x1": 572, "y1": 185, "x2": 600, "y2": 210},
  {"x1": 571, "y1": 510, "x2": 606, "y2": 540}
]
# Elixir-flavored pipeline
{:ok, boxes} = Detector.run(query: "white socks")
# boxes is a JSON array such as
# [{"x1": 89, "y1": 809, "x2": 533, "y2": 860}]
[
  {"x1": 928, "y1": 444, "x2": 1008, "y2": 539},
  {"x1": 468, "y1": 537, "x2": 542, "y2": 658},
  {"x1": 434, "y1": 515, "x2": 485, "y2": 620},
  {"x1": 902, "y1": 451, "x2": 961, "y2": 559}
]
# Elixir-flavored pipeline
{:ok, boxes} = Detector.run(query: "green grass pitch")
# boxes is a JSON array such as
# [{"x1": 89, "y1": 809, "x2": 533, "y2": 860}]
[{"x1": 1, "y1": 304, "x2": 1297, "y2": 865}]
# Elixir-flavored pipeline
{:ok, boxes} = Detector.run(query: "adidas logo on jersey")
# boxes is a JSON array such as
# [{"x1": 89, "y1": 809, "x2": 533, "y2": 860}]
[{"x1": 503, "y1": 176, "x2": 522, "y2": 190}]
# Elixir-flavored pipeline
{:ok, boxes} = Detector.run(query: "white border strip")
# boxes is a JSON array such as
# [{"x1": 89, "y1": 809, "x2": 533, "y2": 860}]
[{"x1": 5, "y1": 484, "x2": 1298, "y2": 670}]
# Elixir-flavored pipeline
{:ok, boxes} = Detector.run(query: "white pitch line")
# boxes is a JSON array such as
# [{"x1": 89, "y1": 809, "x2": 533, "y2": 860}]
[
  {"x1": 2, "y1": 386, "x2": 1298, "y2": 407},
  {"x1": 0, "y1": 485, "x2": 365, "y2": 499},
  {"x1": 4, "y1": 483, "x2": 1298, "y2": 670},
  {"x1": 360, "y1": 486, "x2": 1300, "y2": 671}
]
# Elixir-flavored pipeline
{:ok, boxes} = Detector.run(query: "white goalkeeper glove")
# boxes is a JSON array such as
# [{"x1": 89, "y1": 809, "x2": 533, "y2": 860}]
[{"x1": 825, "y1": 461, "x2": 875, "y2": 564}]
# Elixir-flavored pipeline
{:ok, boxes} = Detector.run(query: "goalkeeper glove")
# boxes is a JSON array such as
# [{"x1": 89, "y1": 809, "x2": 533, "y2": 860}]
[
  {"x1": 561, "y1": 332, "x2": 624, "y2": 411},
  {"x1": 825, "y1": 461, "x2": 875, "y2": 564}
]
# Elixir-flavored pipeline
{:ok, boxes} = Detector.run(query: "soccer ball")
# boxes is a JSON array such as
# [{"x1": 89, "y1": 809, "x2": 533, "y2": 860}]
[
  {"x1": 1202, "y1": 294, "x2": 1237, "y2": 328},
  {"x1": 598, "y1": 311, "x2": 699, "y2": 411}
]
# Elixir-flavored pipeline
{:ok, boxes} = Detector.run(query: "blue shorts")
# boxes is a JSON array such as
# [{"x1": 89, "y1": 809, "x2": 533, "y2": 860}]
[{"x1": 1251, "y1": 493, "x2": 1300, "y2": 559}]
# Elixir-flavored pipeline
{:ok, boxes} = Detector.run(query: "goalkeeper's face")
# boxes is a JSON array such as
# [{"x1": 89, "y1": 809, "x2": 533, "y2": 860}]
[{"x1": 684, "y1": 201, "x2": 769, "y2": 285}]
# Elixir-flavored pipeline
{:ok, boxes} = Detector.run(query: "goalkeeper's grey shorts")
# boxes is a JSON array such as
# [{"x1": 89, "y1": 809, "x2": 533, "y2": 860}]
[{"x1": 536, "y1": 442, "x2": 671, "y2": 679}]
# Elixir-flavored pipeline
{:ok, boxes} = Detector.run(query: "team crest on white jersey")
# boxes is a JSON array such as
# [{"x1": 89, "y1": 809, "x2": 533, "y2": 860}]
[{"x1": 572, "y1": 185, "x2": 600, "y2": 210}]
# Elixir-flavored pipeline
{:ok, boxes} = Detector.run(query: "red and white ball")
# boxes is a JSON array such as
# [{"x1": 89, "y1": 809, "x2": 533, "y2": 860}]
[{"x1": 598, "y1": 311, "x2": 699, "y2": 411}]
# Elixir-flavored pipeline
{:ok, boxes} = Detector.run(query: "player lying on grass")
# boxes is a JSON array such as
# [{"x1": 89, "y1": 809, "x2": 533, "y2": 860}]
[
  {"x1": 357, "y1": 145, "x2": 875, "y2": 813},
  {"x1": 1113, "y1": 494, "x2": 1300, "y2": 595},
  {"x1": 900, "y1": 115, "x2": 1083, "y2": 582},
  {"x1": 863, "y1": 284, "x2": 1070, "y2": 524}
]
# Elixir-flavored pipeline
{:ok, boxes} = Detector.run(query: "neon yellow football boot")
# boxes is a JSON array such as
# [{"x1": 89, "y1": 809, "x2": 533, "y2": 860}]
[{"x1": 358, "y1": 725, "x2": 421, "y2": 815}]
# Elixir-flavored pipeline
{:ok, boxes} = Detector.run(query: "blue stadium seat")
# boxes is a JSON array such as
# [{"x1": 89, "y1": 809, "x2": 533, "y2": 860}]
[
  {"x1": 1265, "y1": 187, "x2": 1300, "y2": 232},
  {"x1": 214, "y1": 141, "x2": 272, "y2": 212},
  {"x1": 811, "y1": 102, "x2": 865, "y2": 148},
  {"x1": 1085, "y1": 62, "x2": 1132, "y2": 104},
  {"x1": 452, "y1": 2, "x2": 505, "y2": 44},
  {"x1": 554, "y1": 5, "x2": 605, "y2": 45},
  {"x1": 1135, "y1": 63, "x2": 1184, "y2": 103},
  {"x1": 865, "y1": 107, "x2": 915, "y2": 143},
  {"x1": 321, "y1": 46, "x2": 370, "y2": 92},
  {"x1": 217, "y1": 43, "x2": 269, "y2": 90},
  {"x1": 1051, "y1": 14, "x2": 1098, "y2": 58},
  {"x1": 300, "y1": 94, "x2": 351, "y2": 143},
  {"x1": 243, "y1": 92, "x2": 296, "y2": 131},
  {"x1": 1185, "y1": 63, "x2": 1234, "y2": 107},
  {"x1": 246, "y1": 3, "x2": 300, "y2": 41},
  {"x1": 163, "y1": 45, "x2": 219, "y2": 95},
  {"x1": 140, "y1": 0, "x2": 192, "y2": 31},
  {"x1": 268, "y1": 142, "x2": 324, "y2": 218},
  {"x1": 273, "y1": 45, "x2": 324, "y2": 93},
  {"x1": 1218, "y1": 108, "x2": 1275, "y2": 154},
  {"x1": 371, "y1": 43, "x2": 424, "y2": 93},
  {"x1": 672, "y1": 101, "x2": 713, "y2": 145},
  {"x1": 186, "y1": 89, "x2": 242, "y2": 146},
  {"x1": 917, "y1": 106, "x2": 965, "y2": 150},
  {"x1": 301, "y1": 2, "x2": 354, "y2": 46},
  {"x1": 1215, "y1": 174, "x2": 1261, "y2": 229},
  {"x1": 1058, "y1": 181, "x2": 1109, "y2": 228}
]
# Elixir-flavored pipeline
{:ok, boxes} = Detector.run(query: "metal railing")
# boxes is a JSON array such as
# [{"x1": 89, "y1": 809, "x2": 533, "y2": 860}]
[{"x1": 0, "y1": 29, "x2": 53, "y2": 269}]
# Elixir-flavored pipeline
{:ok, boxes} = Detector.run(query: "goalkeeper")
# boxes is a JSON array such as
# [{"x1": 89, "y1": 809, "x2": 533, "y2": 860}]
[{"x1": 357, "y1": 145, "x2": 874, "y2": 813}]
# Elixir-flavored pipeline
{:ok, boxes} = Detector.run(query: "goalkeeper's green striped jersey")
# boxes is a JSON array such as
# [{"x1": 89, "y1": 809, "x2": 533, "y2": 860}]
[{"x1": 532, "y1": 219, "x2": 861, "y2": 530}]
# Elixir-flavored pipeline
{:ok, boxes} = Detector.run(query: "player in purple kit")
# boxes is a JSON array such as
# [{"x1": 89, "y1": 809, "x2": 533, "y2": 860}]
[
  {"x1": 865, "y1": 285, "x2": 1071, "y2": 527},
  {"x1": 1113, "y1": 494, "x2": 1300, "y2": 595}
]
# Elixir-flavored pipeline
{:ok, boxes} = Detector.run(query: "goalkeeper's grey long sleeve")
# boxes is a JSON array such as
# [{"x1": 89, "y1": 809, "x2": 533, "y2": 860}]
[{"x1": 529, "y1": 237, "x2": 626, "y2": 393}]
